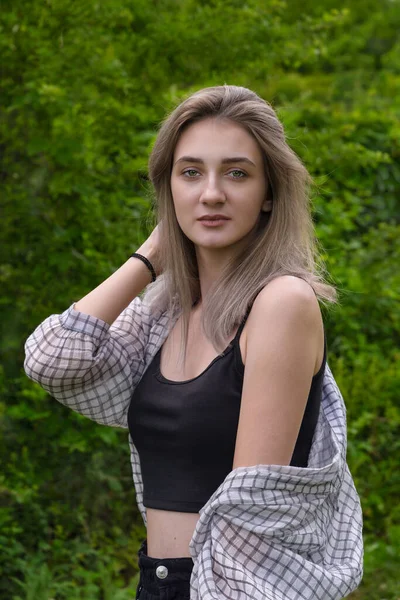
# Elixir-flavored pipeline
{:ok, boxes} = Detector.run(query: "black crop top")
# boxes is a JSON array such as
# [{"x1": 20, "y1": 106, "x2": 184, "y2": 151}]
[{"x1": 128, "y1": 299, "x2": 327, "y2": 513}]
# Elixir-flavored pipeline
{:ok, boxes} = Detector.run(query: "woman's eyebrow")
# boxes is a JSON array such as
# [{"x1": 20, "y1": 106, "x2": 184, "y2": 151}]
[{"x1": 173, "y1": 156, "x2": 256, "y2": 167}]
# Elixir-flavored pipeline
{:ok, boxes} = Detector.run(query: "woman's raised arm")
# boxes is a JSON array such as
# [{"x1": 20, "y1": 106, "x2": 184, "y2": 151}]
[
  {"x1": 24, "y1": 227, "x2": 163, "y2": 428},
  {"x1": 75, "y1": 225, "x2": 161, "y2": 324}
]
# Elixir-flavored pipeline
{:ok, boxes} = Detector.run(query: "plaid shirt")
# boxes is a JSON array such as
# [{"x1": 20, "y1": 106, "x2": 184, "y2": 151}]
[{"x1": 24, "y1": 296, "x2": 363, "y2": 599}]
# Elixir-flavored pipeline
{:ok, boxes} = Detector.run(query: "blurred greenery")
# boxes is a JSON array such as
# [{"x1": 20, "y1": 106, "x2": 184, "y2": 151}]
[{"x1": 1, "y1": 0, "x2": 399, "y2": 598}]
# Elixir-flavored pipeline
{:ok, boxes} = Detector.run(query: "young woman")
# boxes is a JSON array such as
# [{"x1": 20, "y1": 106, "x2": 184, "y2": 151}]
[{"x1": 24, "y1": 85, "x2": 363, "y2": 600}]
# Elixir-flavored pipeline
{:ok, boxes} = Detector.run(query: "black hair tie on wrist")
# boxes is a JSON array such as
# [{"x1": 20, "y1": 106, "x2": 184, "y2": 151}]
[{"x1": 131, "y1": 253, "x2": 157, "y2": 282}]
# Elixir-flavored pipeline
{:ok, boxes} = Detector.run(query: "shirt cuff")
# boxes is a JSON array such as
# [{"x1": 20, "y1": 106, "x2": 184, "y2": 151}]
[{"x1": 59, "y1": 303, "x2": 111, "y2": 343}]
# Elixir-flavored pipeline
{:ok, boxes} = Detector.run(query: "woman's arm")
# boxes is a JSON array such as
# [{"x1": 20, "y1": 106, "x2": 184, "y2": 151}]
[
  {"x1": 232, "y1": 275, "x2": 322, "y2": 469},
  {"x1": 74, "y1": 253, "x2": 154, "y2": 325},
  {"x1": 24, "y1": 235, "x2": 161, "y2": 428},
  {"x1": 74, "y1": 228, "x2": 160, "y2": 324}
]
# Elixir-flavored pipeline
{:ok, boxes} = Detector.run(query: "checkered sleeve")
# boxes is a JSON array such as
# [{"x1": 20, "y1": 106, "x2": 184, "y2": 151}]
[{"x1": 24, "y1": 296, "x2": 152, "y2": 428}]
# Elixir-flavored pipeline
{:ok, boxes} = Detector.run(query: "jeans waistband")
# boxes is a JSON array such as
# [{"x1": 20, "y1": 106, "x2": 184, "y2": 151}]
[{"x1": 137, "y1": 539, "x2": 194, "y2": 595}]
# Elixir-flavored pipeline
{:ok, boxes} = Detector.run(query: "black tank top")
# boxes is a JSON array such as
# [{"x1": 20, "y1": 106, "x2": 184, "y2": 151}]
[{"x1": 128, "y1": 297, "x2": 327, "y2": 513}]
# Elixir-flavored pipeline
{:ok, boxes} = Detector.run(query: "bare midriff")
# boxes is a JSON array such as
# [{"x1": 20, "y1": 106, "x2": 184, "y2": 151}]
[{"x1": 146, "y1": 509, "x2": 200, "y2": 558}]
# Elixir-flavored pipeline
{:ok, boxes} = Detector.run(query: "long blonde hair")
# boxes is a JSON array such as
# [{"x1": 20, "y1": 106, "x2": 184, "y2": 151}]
[{"x1": 143, "y1": 85, "x2": 337, "y2": 367}]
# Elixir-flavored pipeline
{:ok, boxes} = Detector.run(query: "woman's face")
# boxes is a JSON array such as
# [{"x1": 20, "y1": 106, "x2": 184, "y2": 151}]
[{"x1": 170, "y1": 118, "x2": 271, "y2": 255}]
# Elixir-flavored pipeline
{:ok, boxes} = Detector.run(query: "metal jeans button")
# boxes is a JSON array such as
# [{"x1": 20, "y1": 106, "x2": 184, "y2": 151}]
[{"x1": 156, "y1": 564, "x2": 168, "y2": 579}]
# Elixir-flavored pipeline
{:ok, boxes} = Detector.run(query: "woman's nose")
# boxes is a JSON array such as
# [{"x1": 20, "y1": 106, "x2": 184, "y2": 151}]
[{"x1": 199, "y1": 177, "x2": 226, "y2": 203}]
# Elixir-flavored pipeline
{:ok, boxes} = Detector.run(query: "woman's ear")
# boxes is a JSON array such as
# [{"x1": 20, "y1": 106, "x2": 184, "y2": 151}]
[{"x1": 261, "y1": 199, "x2": 273, "y2": 213}]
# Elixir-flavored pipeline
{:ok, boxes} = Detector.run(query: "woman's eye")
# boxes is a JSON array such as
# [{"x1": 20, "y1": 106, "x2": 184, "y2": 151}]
[
  {"x1": 181, "y1": 168, "x2": 246, "y2": 178},
  {"x1": 229, "y1": 170, "x2": 246, "y2": 178}
]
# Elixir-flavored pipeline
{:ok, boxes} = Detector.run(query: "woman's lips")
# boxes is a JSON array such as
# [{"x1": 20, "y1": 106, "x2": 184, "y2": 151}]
[{"x1": 198, "y1": 219, "x2": 230, "y2": 227}]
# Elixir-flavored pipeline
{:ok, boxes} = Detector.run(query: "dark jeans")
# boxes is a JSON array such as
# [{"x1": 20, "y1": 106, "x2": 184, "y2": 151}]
[{"x1": 135, "y1": 539, "x2": 194, "y2": 600}]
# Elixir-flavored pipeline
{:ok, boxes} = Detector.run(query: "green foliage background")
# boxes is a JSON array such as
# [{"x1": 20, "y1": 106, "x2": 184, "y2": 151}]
[{"x1": 1, "y1": 0, "x2": 399, "y2": 598}]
